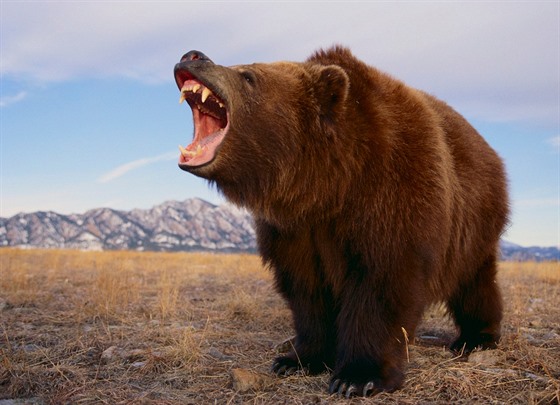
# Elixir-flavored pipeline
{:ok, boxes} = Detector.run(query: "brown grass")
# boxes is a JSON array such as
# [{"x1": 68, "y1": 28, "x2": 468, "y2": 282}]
[{"x1": 0, "y1": 249, "x2": 558, "y2": 404}]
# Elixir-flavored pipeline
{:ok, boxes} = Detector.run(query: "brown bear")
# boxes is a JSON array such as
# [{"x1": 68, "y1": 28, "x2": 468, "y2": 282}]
[{"x1": 173, "y1": 46, "x2": 509, "y2": 397}]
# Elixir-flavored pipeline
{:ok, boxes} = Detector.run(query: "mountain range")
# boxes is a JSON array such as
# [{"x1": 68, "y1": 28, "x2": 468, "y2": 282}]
[
  {"x1": 1, "y1": 199, "x2": 558, "y2": 261},
  {"x1": 0, "y1": 199, "x2": 255, "y2": 253}
]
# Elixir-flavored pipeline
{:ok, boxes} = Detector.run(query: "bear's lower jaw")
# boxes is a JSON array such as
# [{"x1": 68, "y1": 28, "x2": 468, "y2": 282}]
[
  {"x1": 178, "y1": 107, "x2": 229, "y2": 169},
  {"x1": 178, "y1": 129, "x2": 226, "y2": 168}
]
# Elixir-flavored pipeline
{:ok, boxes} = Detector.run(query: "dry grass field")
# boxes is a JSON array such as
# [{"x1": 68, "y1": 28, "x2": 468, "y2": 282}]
[{"x1": 0, "y1": 249, "x2": 558, "y2": 404}]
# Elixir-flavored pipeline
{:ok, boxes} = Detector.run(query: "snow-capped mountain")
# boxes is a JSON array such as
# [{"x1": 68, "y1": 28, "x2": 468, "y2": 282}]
[
  {"x1": 1, "y1": 199, "x2": 558, "y2": 261},
  {"x1": 499, "y1": 240, "x2": 560, "y2": 261},
  {"x1": 0, "y1": 198, "x2": 256, "y2": 252}
]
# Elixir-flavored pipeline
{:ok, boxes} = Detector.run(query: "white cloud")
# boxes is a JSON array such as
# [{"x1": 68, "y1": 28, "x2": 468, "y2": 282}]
[
  {"x1": 548, "y1": 136, "x2": 560, "y2": 151},
  {"x1": 1, "y1": 2, "x2": 558, "y2": 127},
  {"x1": 97, "y1": 151, "x2": 177, "y2": 184},
  {"x1": 0, "y1": 91, "x2": 27, "y2": 107}
]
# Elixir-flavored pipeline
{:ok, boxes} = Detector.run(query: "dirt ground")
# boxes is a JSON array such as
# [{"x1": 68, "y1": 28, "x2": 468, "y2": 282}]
[{"x1": 0, "y1": 249, "x2": 558, "y2": 404}]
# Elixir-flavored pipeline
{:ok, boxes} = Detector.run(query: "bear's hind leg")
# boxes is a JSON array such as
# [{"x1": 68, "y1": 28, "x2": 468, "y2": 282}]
[{"x1": 448, "y1": 253, "x2": 503, "y2": 354}]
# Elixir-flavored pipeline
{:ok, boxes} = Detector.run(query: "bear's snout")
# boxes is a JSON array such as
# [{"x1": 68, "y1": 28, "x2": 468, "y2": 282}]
[
  {"x1": 174, "y1": 50, "x2": 218, "y2": 92},
  {"x1": 180, "y1": 50, "x2": 212, "y2": 64}
]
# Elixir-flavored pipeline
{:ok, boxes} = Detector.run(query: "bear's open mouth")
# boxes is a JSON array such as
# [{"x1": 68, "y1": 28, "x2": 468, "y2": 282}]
[{"x1": 177, "y1": 77, "x2": 229, "y2": 168}]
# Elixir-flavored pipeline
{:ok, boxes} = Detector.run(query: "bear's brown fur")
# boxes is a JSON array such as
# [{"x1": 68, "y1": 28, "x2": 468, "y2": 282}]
[{"x1": 174, "y1": 46, "x2": 509, "y2": 397}]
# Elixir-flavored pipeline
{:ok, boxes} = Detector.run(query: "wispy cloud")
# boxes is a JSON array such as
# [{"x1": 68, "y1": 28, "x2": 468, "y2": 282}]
[
  {"x1": 97, "y1": 151, "x2": 177, "y2": 184},
  {"x1": 0, "y1": 91, "x2": 27, "y2": 107},
  {"x1": 515, "y1": 198, "x2": 560, "y2": 208},
  {"x1": 547, "y1": 136, "x2": 560, "y2": 152},
  {"x1": 1, "y1": 2, "x2": 558, "y2": 128}
]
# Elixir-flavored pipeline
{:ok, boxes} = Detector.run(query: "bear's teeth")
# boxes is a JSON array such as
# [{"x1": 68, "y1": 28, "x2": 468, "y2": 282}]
[
  {"x1": 178, "y1": 144, "x2": 204, "y2": 158},
  {"x1": 201, "y1": 87, "x2": 212, "y2": 103},
  {"x1": 179, "y1": 83, "x2": 205, "y2": 103},
  {"x1": 179, "y1": 144, "x2": 191, "y2": 157}
]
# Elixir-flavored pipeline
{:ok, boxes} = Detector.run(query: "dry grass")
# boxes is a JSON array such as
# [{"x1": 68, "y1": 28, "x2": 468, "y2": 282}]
[{"x1": 0, "y1": 249, "x2": 558, "y2": 404}]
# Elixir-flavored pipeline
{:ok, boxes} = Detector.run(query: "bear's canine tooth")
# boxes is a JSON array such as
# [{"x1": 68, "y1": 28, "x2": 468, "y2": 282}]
[
  {"x1": 179, "y1": 93, "x2": 186, "y2": 104},
  {"x1": 201, "y1": 87, "x2": 212, "y2": 103},
  {"x1": 179, "y1": 144, "x2": 204, "y2": 158},
  {"x1": 178, "y1": 145, "x2": 190, "y2": 157}
]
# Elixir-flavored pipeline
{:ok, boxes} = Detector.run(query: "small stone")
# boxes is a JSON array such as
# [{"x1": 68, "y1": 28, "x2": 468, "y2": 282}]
[
  {"x1": 468, "y1": 350, "x2": 505, "y2": 366},
  {"x1": 207, "y1": 347, "x2": 233, "y2": 361},
  {"x1": 0, "y1": 398, "x2": 44, "y2": 405},
  {"x1": 542, "y1": 331, "x2": 559, "y2": 340},
  {"x1": 416, "y1": 335, "x2": 447, "y2": 346},
  {"x1": 125, "y1": 348, "x2": 146, "y2": 359},
  {"x1": 101, "y1": 345, "x2": 118, "y2": 361},
  {"x1": 22, "y1": 344, "x2": 40, "y2": 353},
  {"x1": 525, "y1": 372, "x2": 549, "y2": 384},
  {"x1": 528, "y1": 319, "x2": 543, "y2": 328},
  {"x1": 231, "y1": 368, "x2": 272, "y2": 392}
]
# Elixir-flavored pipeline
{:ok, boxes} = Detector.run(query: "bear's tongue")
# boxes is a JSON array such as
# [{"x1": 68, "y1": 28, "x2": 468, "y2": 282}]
[
  {"x1": 178, "y1": 80, "x2": 228, "y2": 167},
  {"x1": 179, "y1": 108, "x2": 226, "y2": 166}
]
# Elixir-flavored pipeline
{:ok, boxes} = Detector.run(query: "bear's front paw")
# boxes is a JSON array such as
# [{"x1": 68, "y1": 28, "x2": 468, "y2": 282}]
[{"x1": 328, "y1": 362, "x2": 403, "y2": 397}]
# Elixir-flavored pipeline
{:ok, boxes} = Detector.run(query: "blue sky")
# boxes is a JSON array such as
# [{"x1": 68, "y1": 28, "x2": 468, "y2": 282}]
[{"x1": 1, "y1": 1, "x2": 558, "y2": 247}]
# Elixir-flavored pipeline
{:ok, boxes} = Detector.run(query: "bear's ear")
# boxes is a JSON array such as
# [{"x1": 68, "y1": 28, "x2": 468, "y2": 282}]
[{"x1": 312, "y1": 65, "x2": 349, "y2": 122}]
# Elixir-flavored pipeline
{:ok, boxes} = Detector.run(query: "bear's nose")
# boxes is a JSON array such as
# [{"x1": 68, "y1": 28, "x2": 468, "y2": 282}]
[{"x1": 180, "y1": 50, "x2": 211, "y2": 63}]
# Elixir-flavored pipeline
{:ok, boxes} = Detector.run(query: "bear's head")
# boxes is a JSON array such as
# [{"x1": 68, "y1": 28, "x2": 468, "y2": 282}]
[{"x1": 174, "y1": 50, "x2": 351, "y2": 220}]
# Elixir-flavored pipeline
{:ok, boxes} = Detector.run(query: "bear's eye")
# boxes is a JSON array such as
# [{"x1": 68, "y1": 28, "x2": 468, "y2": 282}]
[{"x1": 240, "y1": 71, "x2": 256, "y2": 85}]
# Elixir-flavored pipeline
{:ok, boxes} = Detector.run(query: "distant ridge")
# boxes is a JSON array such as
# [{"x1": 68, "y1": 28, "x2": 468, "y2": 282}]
[
  {"x1": 1, "y1": 199, "x2": 558, "y2": 261},
  {"x1": 499, "y1": 240, "x2": 560, "y2": 262},
  {"x1": 0, "y1": 198, "x2": 255, "y2": 253}
]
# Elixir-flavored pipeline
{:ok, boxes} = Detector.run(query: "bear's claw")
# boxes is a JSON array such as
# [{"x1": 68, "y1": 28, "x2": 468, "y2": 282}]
[
  {"x1": 337, "y1": 382, "x2": 347, "y2": 396},
  {"x1": 329, "y1": 379, "x2": 377, "y2": 398},
  {"x1": 329, "y1": 378, "x2": 340, "y2": 394},
  {"x1": 272, "y1": 360, "x2": 298, "y2": 376},
  {"x1": 344, "y1": 384, "x2": 357, "y2": 398},
  {"x1": 362, "y1": 381, "x2": 375, "y2": 396}
]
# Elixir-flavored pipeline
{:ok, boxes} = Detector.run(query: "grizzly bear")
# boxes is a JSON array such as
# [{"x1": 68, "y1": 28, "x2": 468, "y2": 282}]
[{"x1": 173, "y1": 46, "x2": 509, "y2": 397}]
